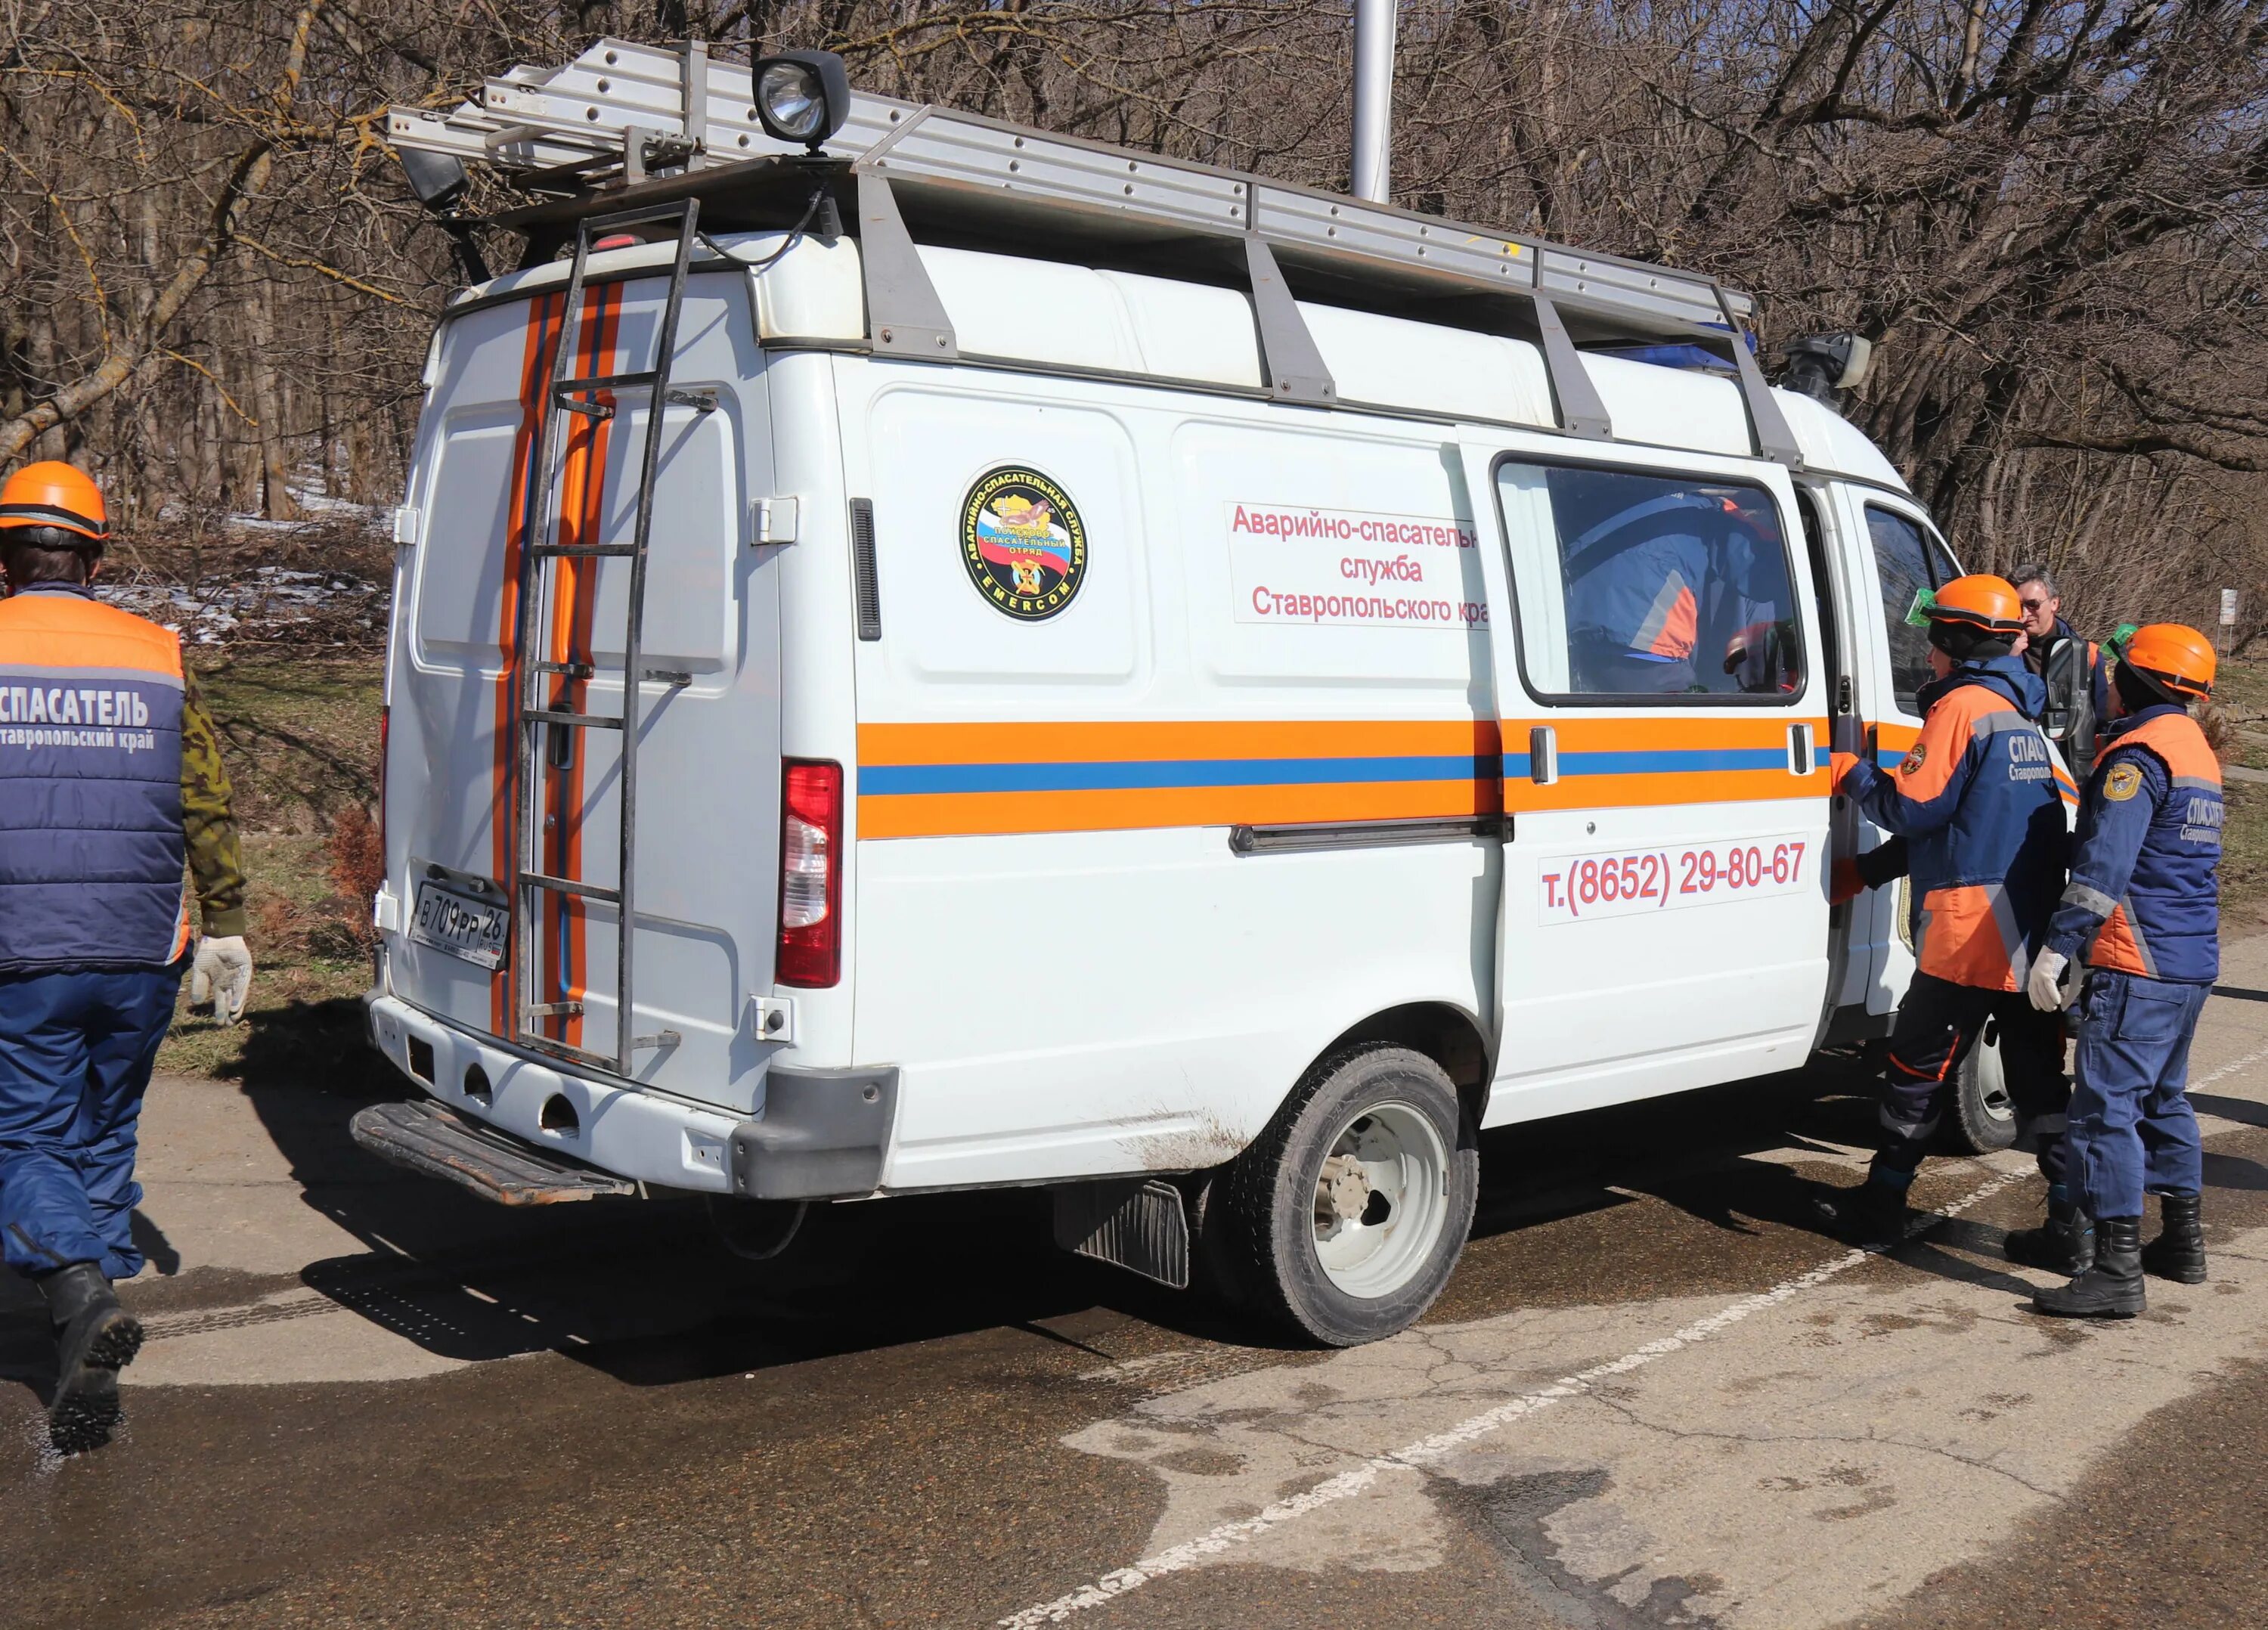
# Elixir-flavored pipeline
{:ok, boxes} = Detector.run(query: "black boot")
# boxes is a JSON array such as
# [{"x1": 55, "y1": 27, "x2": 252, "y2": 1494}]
[
  {"x1": 2141, "y1": 1192, "x2": 2207, "y2": 1284},
  {"x1": 2005, "y1": 1193, "x2": 2093, "y2": 1275},
  {"x1": 1811, "y1": 1173, "x2": 1913, "y2": 1248},
  {"x1": 37, "y1": 1262, "x2": 143, "y2": 1454},
  {"x1": 2033, "y1": 1216, "x2": 2146, "y2": 1319}
]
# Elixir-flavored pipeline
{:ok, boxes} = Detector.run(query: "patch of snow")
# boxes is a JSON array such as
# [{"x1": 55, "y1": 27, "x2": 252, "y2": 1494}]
[{"x1": 101, "y1": 566, "x2": 386, "y2": 646}]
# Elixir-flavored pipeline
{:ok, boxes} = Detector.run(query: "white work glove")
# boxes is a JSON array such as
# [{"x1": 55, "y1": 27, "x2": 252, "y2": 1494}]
[
  {"x1": 2025, "y1": 948, "x2": 2069, "y2": 1013},
  {"x1": 191, "y1": 934, "x2": 255, "y2": 1025}
]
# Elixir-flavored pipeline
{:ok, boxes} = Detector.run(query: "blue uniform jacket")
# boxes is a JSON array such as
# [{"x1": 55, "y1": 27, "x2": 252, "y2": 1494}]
[
  {"x1": 0, "y1": 583, "x2": 192, "y2": 971},
  {"x1": 2046, "y1": 704, "x2": 2221, "y2": 984},
  {"x1": 1842, "y1": 655, "x2": 2067, "y2": 990}
]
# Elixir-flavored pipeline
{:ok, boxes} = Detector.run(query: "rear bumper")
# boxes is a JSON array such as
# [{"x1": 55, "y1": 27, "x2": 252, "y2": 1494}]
[
  {"x1": 362, "y1": 994, "x2": 901, "y2": 1200},
  {"x1": 363, "y1": 993, "x2": 742, "y2": 1192}
]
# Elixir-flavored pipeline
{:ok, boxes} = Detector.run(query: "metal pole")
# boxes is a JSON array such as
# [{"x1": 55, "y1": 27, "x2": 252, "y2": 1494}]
[{"x1": 1352, "y1": 0, "x2": 1396, "y2": 203}]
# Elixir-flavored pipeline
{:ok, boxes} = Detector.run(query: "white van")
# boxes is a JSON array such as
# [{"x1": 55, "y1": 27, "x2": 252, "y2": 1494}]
[{"x1": 356, "y1": 41, "x2": 2040, "y2": 1344}]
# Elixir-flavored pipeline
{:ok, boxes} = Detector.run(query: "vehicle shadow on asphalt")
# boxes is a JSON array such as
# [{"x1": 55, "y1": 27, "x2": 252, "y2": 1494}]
[
  {"x1": 156, "y1": 999, "x2": 1305, "y2": 1384},
  {"x1": 7, "y1": 1019, "x2": 2134, "y2": 1396}
]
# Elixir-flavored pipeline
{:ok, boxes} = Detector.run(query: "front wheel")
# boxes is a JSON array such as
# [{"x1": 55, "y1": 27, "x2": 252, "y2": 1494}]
[
  {"x1": 1944, "y1": 1020, "x2": 2019, "y2": 1154},
  {"x1": 1225, "y1": 1045, "x2": 1478, "y2": 1346}
]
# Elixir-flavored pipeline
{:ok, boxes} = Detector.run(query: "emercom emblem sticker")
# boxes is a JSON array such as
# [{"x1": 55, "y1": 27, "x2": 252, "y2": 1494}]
[
  {"x1": 2104, "y1": 762, "x2": 2145, "y2": 802},
  {"x1": 961, "y1": 466, "x2": 1086, "y2": 621}
]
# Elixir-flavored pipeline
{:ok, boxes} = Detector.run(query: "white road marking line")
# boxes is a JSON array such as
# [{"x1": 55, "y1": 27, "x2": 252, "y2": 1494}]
[
  {"x1": 997, "y1": 1170, "x2": 2023, "y2": 1626},
  {"x1": 2183, "y1": 1039, "x2": 2268, "y2": 1095},
  {"x1": 998, "y1": 1033, "x2": 2268, "y2": 1630}
]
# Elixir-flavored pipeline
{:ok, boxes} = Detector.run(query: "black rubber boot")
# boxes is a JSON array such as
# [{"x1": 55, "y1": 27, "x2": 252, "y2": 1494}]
[
  {"x1": 2141, "y1": 1192, "x2": 2207, "y2": 1284},
  {"x1": 1811, "y1": 1175, "x2": 1912, "y2": 1249},
  {"x1": 2033, "y1": 1216, "x2": 2146, "y2": 1319},
  {"x1": 37, "y1": 1262, "x2": 143, "y2": 1454},
  {"x1": 2005, "y1": 1194, "x2": 2093, "y2": 1276}
]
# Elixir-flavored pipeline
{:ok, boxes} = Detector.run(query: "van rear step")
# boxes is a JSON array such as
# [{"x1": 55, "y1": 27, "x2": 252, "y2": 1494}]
[{"x1": 351, "y1": 1099, "x2": 637, "y2": 1207}]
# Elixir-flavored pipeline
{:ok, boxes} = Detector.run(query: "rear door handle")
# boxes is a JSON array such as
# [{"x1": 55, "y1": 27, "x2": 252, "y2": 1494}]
[{"x1": 1788, "y1": 722, "x2": 1814, "y2": 776}]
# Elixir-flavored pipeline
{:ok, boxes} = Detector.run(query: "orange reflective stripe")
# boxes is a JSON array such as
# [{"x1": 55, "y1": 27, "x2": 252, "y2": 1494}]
[
  {"x1": 491, "y1": 293, "x2": 562, "y2": 1033},
  {"x1": 168, "y1": 885, "x2": 195, "y2": 963},
  {"x1": 1638, "y1": 581, "x2": 1698, "y2": 659},
  {"x1": 1913, "y1": 883, "x2": 2024, "y2": 991},
  {"x1": 1895, "y1": 687, "x2": 2004, "y2": 803},
  {"x1": 0, "y1": 593, "x2": 184, "y2": 681},
  {"x1": 2118, "y1": 711, "x2": 2221, "y2": 786},
  {"x1": 2089, "y1": 903, "x2": 2153, "y2": 975},
  {"x1": 1887, "y1": 1040, "x2": 1963, "y2": 1083}
]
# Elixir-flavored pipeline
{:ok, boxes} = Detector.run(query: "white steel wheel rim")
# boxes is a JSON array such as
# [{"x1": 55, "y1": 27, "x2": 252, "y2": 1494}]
[
  {"x1": 1972, "y1": 1038, "x2": 2015, "y2": 1125},
  {"x1": 1309, "y1": 1099, "x2": 1450, "y2": 1299}
]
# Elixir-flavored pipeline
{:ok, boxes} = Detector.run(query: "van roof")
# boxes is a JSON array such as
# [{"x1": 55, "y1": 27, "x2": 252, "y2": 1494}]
[
  {"x1": 459, "y1": 231, "x2": 1907, "y2": 494},
  {"x1": 393, "y1": 38, "x2": 1875, "y2": 476}
]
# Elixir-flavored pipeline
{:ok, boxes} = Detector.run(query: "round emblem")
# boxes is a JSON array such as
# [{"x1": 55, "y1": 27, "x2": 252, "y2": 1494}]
[
  {"x1": 961, "y1": 466, "x2": 1086, "y2": 621},
  {"x1": 1899, "y1": 742, "x2": 1928, "y2": 775},
  {"x1": 2104, "y1": 762, "x2": 2144, "y2": 802}
]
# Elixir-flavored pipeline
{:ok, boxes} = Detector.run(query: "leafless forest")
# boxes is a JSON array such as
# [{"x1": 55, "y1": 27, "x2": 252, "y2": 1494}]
[{"x1": 4, "y1": 2, "x2": 2265, "y2": 635}]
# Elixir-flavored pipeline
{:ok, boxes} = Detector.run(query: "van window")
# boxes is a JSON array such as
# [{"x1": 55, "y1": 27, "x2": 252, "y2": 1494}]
[
  {"x1": 1865, "y1": 505, "x2": 1960, "y2": 714},
  {"x1": 1495, "y1": 461, "x2": 1804, "y2": 702}
]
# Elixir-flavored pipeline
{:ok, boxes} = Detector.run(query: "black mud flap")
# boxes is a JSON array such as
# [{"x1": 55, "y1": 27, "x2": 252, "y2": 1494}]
[
  {"x1": 351, "y1": 1099, "x2": 637, "y2": 1206},
  {"x1": 1054, "y1": 1179, "x2": 1191, "y2": 1291}
]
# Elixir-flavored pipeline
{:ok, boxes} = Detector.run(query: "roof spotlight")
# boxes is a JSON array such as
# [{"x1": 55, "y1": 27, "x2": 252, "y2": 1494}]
[
  {"x1": 1780, "y1": 333, "x2": 1875, "y2": 405},
  {"x1": 753, "y1": 50, "x2": 850, "y2": 152}
]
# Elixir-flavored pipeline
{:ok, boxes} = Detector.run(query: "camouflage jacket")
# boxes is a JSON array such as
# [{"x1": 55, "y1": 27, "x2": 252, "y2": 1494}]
[{"x1": 182, "y1": 673, "x2": 247, "y2": 937}]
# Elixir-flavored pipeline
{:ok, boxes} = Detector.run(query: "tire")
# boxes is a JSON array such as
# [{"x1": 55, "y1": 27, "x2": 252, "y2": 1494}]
[
  {"x1": 1225, "y1": 1044, "x2": 1479, "y2": 1346},
  {"x1": 1943, "y1": 1018, "x2": 2019, "y2": 1154}
]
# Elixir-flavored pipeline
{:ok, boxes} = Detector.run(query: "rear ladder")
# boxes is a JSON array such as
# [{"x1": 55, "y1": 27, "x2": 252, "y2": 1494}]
[{"x1": 510, "y1": 199, "x2": 714, "y2": 1074}]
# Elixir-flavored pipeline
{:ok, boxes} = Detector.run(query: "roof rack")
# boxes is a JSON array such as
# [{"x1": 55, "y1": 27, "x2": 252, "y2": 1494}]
[{"x1": 389, "y1": 38, "x2": 1799, "y2": 463}]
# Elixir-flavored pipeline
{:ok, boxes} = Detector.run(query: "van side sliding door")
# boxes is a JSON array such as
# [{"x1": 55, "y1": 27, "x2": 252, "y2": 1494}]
[{"x1": 1472, "y1": 442, "x2": 1834, "y2": 1120}]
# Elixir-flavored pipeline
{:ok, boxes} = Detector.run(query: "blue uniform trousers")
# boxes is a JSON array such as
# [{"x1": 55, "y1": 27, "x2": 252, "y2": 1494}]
[
  {"x1": 0, "y1": 965, "x2": 183, "y2": 1281},
  {"x1": 2069, "y1": 969, "x2": 2207, "y2": 1219}
]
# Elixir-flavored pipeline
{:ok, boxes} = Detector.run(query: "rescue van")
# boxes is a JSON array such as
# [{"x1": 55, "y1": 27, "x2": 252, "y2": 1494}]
[{"x1": 355, "y1": 40, "x2": 2056, "y2": 1344}]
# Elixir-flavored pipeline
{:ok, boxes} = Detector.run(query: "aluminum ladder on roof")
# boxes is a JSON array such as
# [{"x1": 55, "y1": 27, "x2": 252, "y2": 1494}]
[
  {"x1": 386, "y1": 38, "x2": 1800, "y2": 466},
  {"x1": 510, "y1": 197, "x2": 715, "y2": 1076}
]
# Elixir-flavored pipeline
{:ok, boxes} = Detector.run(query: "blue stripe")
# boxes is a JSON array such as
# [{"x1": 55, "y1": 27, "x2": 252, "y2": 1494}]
[
  {"x1": 1560, "y1": 748, "x2": 1787, "y2": 776},
  {"x1": 861, "y1": 754, "x2": 1498, "y2": 797},
  {"x1": 860, "y1": 745, "x2": 1792, "y2": 797}
]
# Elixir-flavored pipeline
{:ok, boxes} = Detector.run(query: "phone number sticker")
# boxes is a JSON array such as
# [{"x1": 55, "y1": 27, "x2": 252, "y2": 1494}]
[{"x1": 1539, "y1": 835, "x2": 1810, "y2": 924}]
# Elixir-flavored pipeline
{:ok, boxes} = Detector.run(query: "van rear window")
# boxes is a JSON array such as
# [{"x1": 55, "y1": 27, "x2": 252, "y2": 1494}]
[{"x1": 1496, "y1": 463, "x2": 1805, "y2": 703}]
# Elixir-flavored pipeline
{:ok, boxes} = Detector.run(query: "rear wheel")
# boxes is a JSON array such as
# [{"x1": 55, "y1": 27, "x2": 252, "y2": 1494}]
[
  {"x1": 1225, "y1": 1045, "x2": 1478, "y2": 1346},
  {"x1": 1944, "y1": 1019, "x2": 2019, "y2": 1154}
]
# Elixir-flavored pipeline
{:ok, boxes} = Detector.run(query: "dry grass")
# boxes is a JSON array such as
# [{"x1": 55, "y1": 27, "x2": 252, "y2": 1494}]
[{"x1": 157, "y1": 653, "x2": 391, "y2": 1088}]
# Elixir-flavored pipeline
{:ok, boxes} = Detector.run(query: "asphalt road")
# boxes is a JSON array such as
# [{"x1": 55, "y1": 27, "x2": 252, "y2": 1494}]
[{"x1": 5, "y1": 950, "x2": 2268, "y2": 1628}]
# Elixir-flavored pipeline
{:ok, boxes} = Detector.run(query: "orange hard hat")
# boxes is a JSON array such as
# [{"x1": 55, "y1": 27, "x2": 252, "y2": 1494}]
[
  {"x1": 2118, "y1": 622, "x2": 2216, "y2": 700},
  {"x1": 0, "y1": 461, "x2": 107, "y2": 543},
  {"x1": 1926, "y1": 574, "x2": 2024, "y2": 636}
]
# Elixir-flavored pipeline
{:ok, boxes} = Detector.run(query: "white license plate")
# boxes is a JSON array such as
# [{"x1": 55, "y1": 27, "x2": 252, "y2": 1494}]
[{"x1": 410, "y1": 881, "x2": 510, "y2": 969}]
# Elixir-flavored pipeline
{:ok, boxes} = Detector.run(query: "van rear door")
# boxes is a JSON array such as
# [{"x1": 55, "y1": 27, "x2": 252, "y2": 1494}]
[{"x1": 386, "y1": 265, "x2": 780, "y2": 1111}]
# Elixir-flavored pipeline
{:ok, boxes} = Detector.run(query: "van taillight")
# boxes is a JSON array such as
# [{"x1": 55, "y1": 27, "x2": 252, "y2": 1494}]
[{"x1": 776, "y1": 760, "x2": 842, "y2": 988}]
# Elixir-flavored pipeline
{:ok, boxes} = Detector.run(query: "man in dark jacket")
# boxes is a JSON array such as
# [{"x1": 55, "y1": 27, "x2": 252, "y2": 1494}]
[
  {"x1": 2010, "y1": 562, "x2": 2106, "y2": 770},
  {"x1": 0, "y1": 462, "x2": 250, "y2": 1453}
]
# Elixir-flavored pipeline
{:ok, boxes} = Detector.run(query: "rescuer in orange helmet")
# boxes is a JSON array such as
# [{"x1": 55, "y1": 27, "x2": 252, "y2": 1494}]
[
  {"x1": 1816, "y1": 575, "x2": 2071, "y2": 1248},
  {"x1": 0, "y1": 461, "x2": 251, "y2": 1452},
  {"x1": 2024, "y1": 623, "x2": 2221, "y2": 1317}
]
